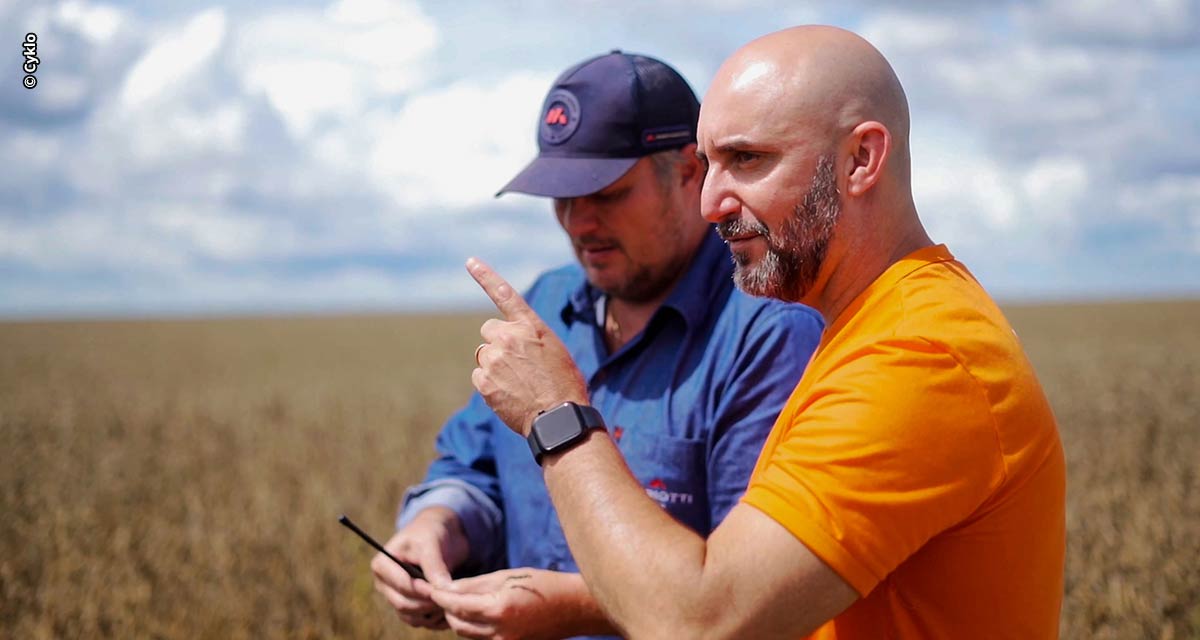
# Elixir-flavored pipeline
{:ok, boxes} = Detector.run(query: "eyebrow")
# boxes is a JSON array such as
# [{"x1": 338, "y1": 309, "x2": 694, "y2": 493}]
[
  {"x1": 697, "y1": 135, "x2": 762, "y2": 164},
  {"x1": 712, "y1": 136, "x2": 757, "y2": 153}
]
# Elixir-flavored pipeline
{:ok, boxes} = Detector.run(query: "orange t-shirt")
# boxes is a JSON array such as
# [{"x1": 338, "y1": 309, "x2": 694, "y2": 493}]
[{"x1": 742, "y1": 245, "x2": 1066, "y2": 639}]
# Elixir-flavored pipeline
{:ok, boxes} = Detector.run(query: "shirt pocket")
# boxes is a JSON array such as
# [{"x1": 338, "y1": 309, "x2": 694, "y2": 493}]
[{"x1": 618, "y1": 428, "x2": 711, "y2": 534}]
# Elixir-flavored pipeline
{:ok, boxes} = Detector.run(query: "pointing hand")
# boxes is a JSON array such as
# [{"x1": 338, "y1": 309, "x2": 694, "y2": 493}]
[{"x1": 466, "y1": 257, "x2": 588, "y2": 436}]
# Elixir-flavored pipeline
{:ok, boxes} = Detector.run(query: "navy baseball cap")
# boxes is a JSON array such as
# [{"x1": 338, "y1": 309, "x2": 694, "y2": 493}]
[{"x1": 496, "y1": 50, "x2": 700, "y2": 199}]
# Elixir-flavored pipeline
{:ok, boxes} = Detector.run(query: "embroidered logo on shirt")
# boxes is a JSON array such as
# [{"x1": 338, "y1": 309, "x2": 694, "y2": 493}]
[{"x1": 645, "y1": 478, "x2": 694, "y2": 505}]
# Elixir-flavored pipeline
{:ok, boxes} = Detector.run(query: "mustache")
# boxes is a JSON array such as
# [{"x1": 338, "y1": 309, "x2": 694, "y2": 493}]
[
  {"x1": 715, "y1": 218, "x2": 770, "y2": 241},
  {"x1": 574, "y1": 235, "x2": 621, "y2": 249}
]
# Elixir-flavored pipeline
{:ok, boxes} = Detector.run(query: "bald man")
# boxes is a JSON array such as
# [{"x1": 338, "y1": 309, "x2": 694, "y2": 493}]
[{"x1": 446, "y1": 26, "x2": 1066, "y2": 639}]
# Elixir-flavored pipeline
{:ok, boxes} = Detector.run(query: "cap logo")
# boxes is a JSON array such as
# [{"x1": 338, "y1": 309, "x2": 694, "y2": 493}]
[
  {"x1": 642, "y1": 125, "x2": 693, "y2": 150},
  {"x1": 545, "y1": 106, "x2": 568, "y2": 126},
  {"x1": 539, "y1": 89, "x2": 581, "y2": 145}
]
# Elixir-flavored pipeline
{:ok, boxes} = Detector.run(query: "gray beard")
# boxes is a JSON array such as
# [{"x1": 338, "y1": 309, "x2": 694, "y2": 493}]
[{"x1": 720, "y1": 154, "x2": 841, "y2": 302}]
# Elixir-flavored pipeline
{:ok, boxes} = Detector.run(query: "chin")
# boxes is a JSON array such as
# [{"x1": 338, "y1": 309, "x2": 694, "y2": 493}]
[
  {"x1": 729, "y1": 244, "x2": 763, "y2": 268},
  {"x1": 731, "y1": 266, "x2": 769, "y2": 299},
  {"x1": 584, "y1": 271, "x2": 621, "y2": 294},
  {"x1": 732, "y1": 259, "x2": 811, "y2": 304}
]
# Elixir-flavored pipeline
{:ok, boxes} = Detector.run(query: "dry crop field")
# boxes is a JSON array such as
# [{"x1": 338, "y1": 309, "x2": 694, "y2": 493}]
[{"x1": 1, "y1": 301, "x2": 1197, "y2": 639}]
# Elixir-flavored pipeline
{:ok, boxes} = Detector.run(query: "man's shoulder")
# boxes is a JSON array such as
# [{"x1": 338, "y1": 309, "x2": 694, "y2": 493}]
[
  {"x1": 809, "y1": 262, "x2": 1055, "y2": 437},
  {"x1": 524, "y1": 263, "x2": 586, "y2": 306},
  {"x1": 718, "y1": 288, "x2": 825, "y2": 336},
  {"x1": 889, "y1": 262, "x2": 1028, "y2": 371},
  {"x1": 833, "y1": 257, "x2": 1016, "y2": 362}
]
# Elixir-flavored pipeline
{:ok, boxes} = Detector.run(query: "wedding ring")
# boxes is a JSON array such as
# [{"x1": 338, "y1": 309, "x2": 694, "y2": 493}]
[{"x1": 474, "y1": 343, "x2": 487, "y2": 366}]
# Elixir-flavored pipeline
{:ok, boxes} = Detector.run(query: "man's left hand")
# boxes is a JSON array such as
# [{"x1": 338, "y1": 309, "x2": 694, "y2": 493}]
[
  {"x1": 430, "y1": 568, "x2": 597, "y2": 640},
  {"x1": 466, "y1": 257, "x2": 588, "y2": 436}
]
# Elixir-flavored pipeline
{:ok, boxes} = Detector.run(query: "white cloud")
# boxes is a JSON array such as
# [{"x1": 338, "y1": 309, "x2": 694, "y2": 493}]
[
  {"x1": 1020, "y1": 156, "x2": 1089, "y2": 227},
  {"x1": 932, "y1": 44, "x2": 1103, "y2": 113},
  {"x1": 119, "y1": 8, "x2": 226, "y2": 109},
  {"x1": 911, "y1": 124, "x2": 1019, "y2": 243},
  {"x1": 71, "y1": 98, "x2": 249, "y2": 197},
  {"x1": 33, "y1": 73, "x2": 91, "y2": 111},
  {"x1": 56, "y1": 0, "x2": 124, "y2": 44},
  {"x1": 140, "y1": 202, "x2": 439, "y2": 264},
  {"x1": 240, "y1": 59, "x2": 360, "y2": 135},
  {"x1": 150, "y1": 208, "x2": 275, "y2": 262},
  {"x1": 859, "y1": 11, "x2": 983, "y2": 55},
  {"x1": 912, "y1": 125, "x2": 1106, "y2": 262},
  {"x1": 1114, "y1": 174, "x2": 1200, "y2": 253},
  {"x1": 1019, "y1": 0, "x2": 1200, "y2": 46},
  {"x1": 0, "y1": 210, "x2": 189, "y2": 272},
  {"x1": 0, "y1": 130, "x2": 62, "y2": 185},
  {"x1": 234, "y1": 0, "x2": 438, "y2": 137},
  {"x1": 366, "y1": 72, "x2": 553, "y2": 210}
]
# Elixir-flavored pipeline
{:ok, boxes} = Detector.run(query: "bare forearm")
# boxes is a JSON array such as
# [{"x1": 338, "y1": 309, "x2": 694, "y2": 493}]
[
  {"x1": 548, "y1": 572, "x2": 621, "y2": 638},
  {"x1": 544, "y1": 431, "x2": 718, "y2": 638},
  {"x1": 466, "y1": 260, "x2": 857, "y2": 638}
]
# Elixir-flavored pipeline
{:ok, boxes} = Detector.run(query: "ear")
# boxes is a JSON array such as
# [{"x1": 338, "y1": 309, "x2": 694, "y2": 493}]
[
  {"x1": 843, "y1": 122, "x2": 890, "y2": 197},
  {"x1": 676, "y1": 143, "x2": 702, "y2": 188}
]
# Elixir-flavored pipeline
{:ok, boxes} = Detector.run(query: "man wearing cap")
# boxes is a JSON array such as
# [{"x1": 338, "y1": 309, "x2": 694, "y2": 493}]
[{"x1": 371, "y1": 51, "x2": 824, "y2": 638}]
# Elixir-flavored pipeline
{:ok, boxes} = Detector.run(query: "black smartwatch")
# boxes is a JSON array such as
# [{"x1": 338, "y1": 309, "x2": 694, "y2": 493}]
[{"x1": 527, "y1": 401, "x2": 606, "y2": 465}]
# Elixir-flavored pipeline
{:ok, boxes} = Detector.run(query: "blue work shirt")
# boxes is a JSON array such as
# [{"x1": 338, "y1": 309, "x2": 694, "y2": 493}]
[{"x1": 399, "y1": 231, "x2": 823, "y2": 634}]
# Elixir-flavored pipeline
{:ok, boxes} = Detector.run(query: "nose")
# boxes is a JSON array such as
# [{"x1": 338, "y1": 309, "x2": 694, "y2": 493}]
[
  {"x1": 555, "y1": 197, "x2": 600, "y2": 235},
  {"x1": 700, "y1": 170, "x2": 740, "y2": 224}
]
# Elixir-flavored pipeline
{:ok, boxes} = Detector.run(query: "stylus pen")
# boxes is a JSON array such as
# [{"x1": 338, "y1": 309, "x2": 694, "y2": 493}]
[{"x1": 338, "y1": 514, "x2": 427, "y2": 581}]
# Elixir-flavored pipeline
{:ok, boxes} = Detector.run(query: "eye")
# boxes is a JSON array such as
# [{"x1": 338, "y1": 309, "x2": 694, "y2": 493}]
[
  {"x1": 733, "y1": 150, "x2": 759, "y2": 165},
  {"x1": 590, "y1": 188, "x2": 626, "y2": 204}
]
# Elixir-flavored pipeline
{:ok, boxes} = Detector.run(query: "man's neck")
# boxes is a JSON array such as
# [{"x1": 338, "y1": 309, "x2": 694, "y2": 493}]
[
  {"x1": 601, "y1": 227, "x2": 706, "y2": 352},
  {"x1": 813, "y1": 212, "x2": 932, "y2": 327},
  {"x1": 603, "y1": 292, "x2": 665, "y2": 353}
]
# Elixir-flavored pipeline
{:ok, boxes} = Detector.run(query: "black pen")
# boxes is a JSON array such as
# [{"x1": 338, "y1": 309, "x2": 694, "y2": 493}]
[{"x1": 338, "y1": 514, "x2": 427, "y2": 581}]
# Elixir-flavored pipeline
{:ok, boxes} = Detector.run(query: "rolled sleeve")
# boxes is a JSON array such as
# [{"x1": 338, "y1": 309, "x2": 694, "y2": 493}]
[{"x1": 398, "y1": 478, "x2": 505, "y2": 572}]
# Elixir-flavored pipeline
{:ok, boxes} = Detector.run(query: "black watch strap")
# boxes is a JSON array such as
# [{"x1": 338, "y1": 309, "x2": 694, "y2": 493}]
[
  {"x1": 575, "y1": 404, "x2": 604, "y2": 435},
  {"x1": 575, "y1": 404, "x2": 604, "y2": 428},
  {"x1": 527, "y1": 402, "x2": 605, "y2": 465}
]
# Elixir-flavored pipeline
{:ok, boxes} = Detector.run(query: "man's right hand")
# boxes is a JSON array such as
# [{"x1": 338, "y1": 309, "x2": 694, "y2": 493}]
[{"x1": 371, "y1": 506, "x2": 470, "y2": 630}]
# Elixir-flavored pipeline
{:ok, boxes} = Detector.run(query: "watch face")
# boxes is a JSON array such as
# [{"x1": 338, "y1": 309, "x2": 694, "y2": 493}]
[{"x1": 536, "y1": 404, "x2": 584, "y2": 450}]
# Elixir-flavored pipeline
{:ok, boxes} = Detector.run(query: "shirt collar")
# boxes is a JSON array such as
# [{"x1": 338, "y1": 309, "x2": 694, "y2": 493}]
[{"x1": 560, "y1": 229, "x2": 731, "y2": 330}]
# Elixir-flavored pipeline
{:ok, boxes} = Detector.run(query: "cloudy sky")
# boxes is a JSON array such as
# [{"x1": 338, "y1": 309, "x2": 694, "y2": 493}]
[{"x1": 2, "y1": 0, "x2": 1198, "y2": 317}]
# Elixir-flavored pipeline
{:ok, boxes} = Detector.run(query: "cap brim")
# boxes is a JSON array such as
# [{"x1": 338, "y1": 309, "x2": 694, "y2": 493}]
[{"x1": 495, "y1": 155, "x2": 640, "y2": 198}]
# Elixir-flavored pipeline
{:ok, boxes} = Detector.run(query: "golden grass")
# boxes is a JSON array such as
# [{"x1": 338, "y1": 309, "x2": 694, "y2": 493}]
[
  {"x1": 1004, "y1": 301, "x2": 1200, "y2": 639},
  {"x1": 1, "y1": 301, "x2": 1197, "y2": 638}
]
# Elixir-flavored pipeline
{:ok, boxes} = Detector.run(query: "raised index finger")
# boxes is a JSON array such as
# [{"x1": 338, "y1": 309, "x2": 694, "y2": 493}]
[{"x1": 466, "y1": 257, "x2": 537, "y2": 322}]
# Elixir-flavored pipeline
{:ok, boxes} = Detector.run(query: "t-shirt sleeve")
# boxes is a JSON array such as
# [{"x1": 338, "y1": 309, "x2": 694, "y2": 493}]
[{"x1": 741, "y1": 337, "x2": 1006, "y2": 596}]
